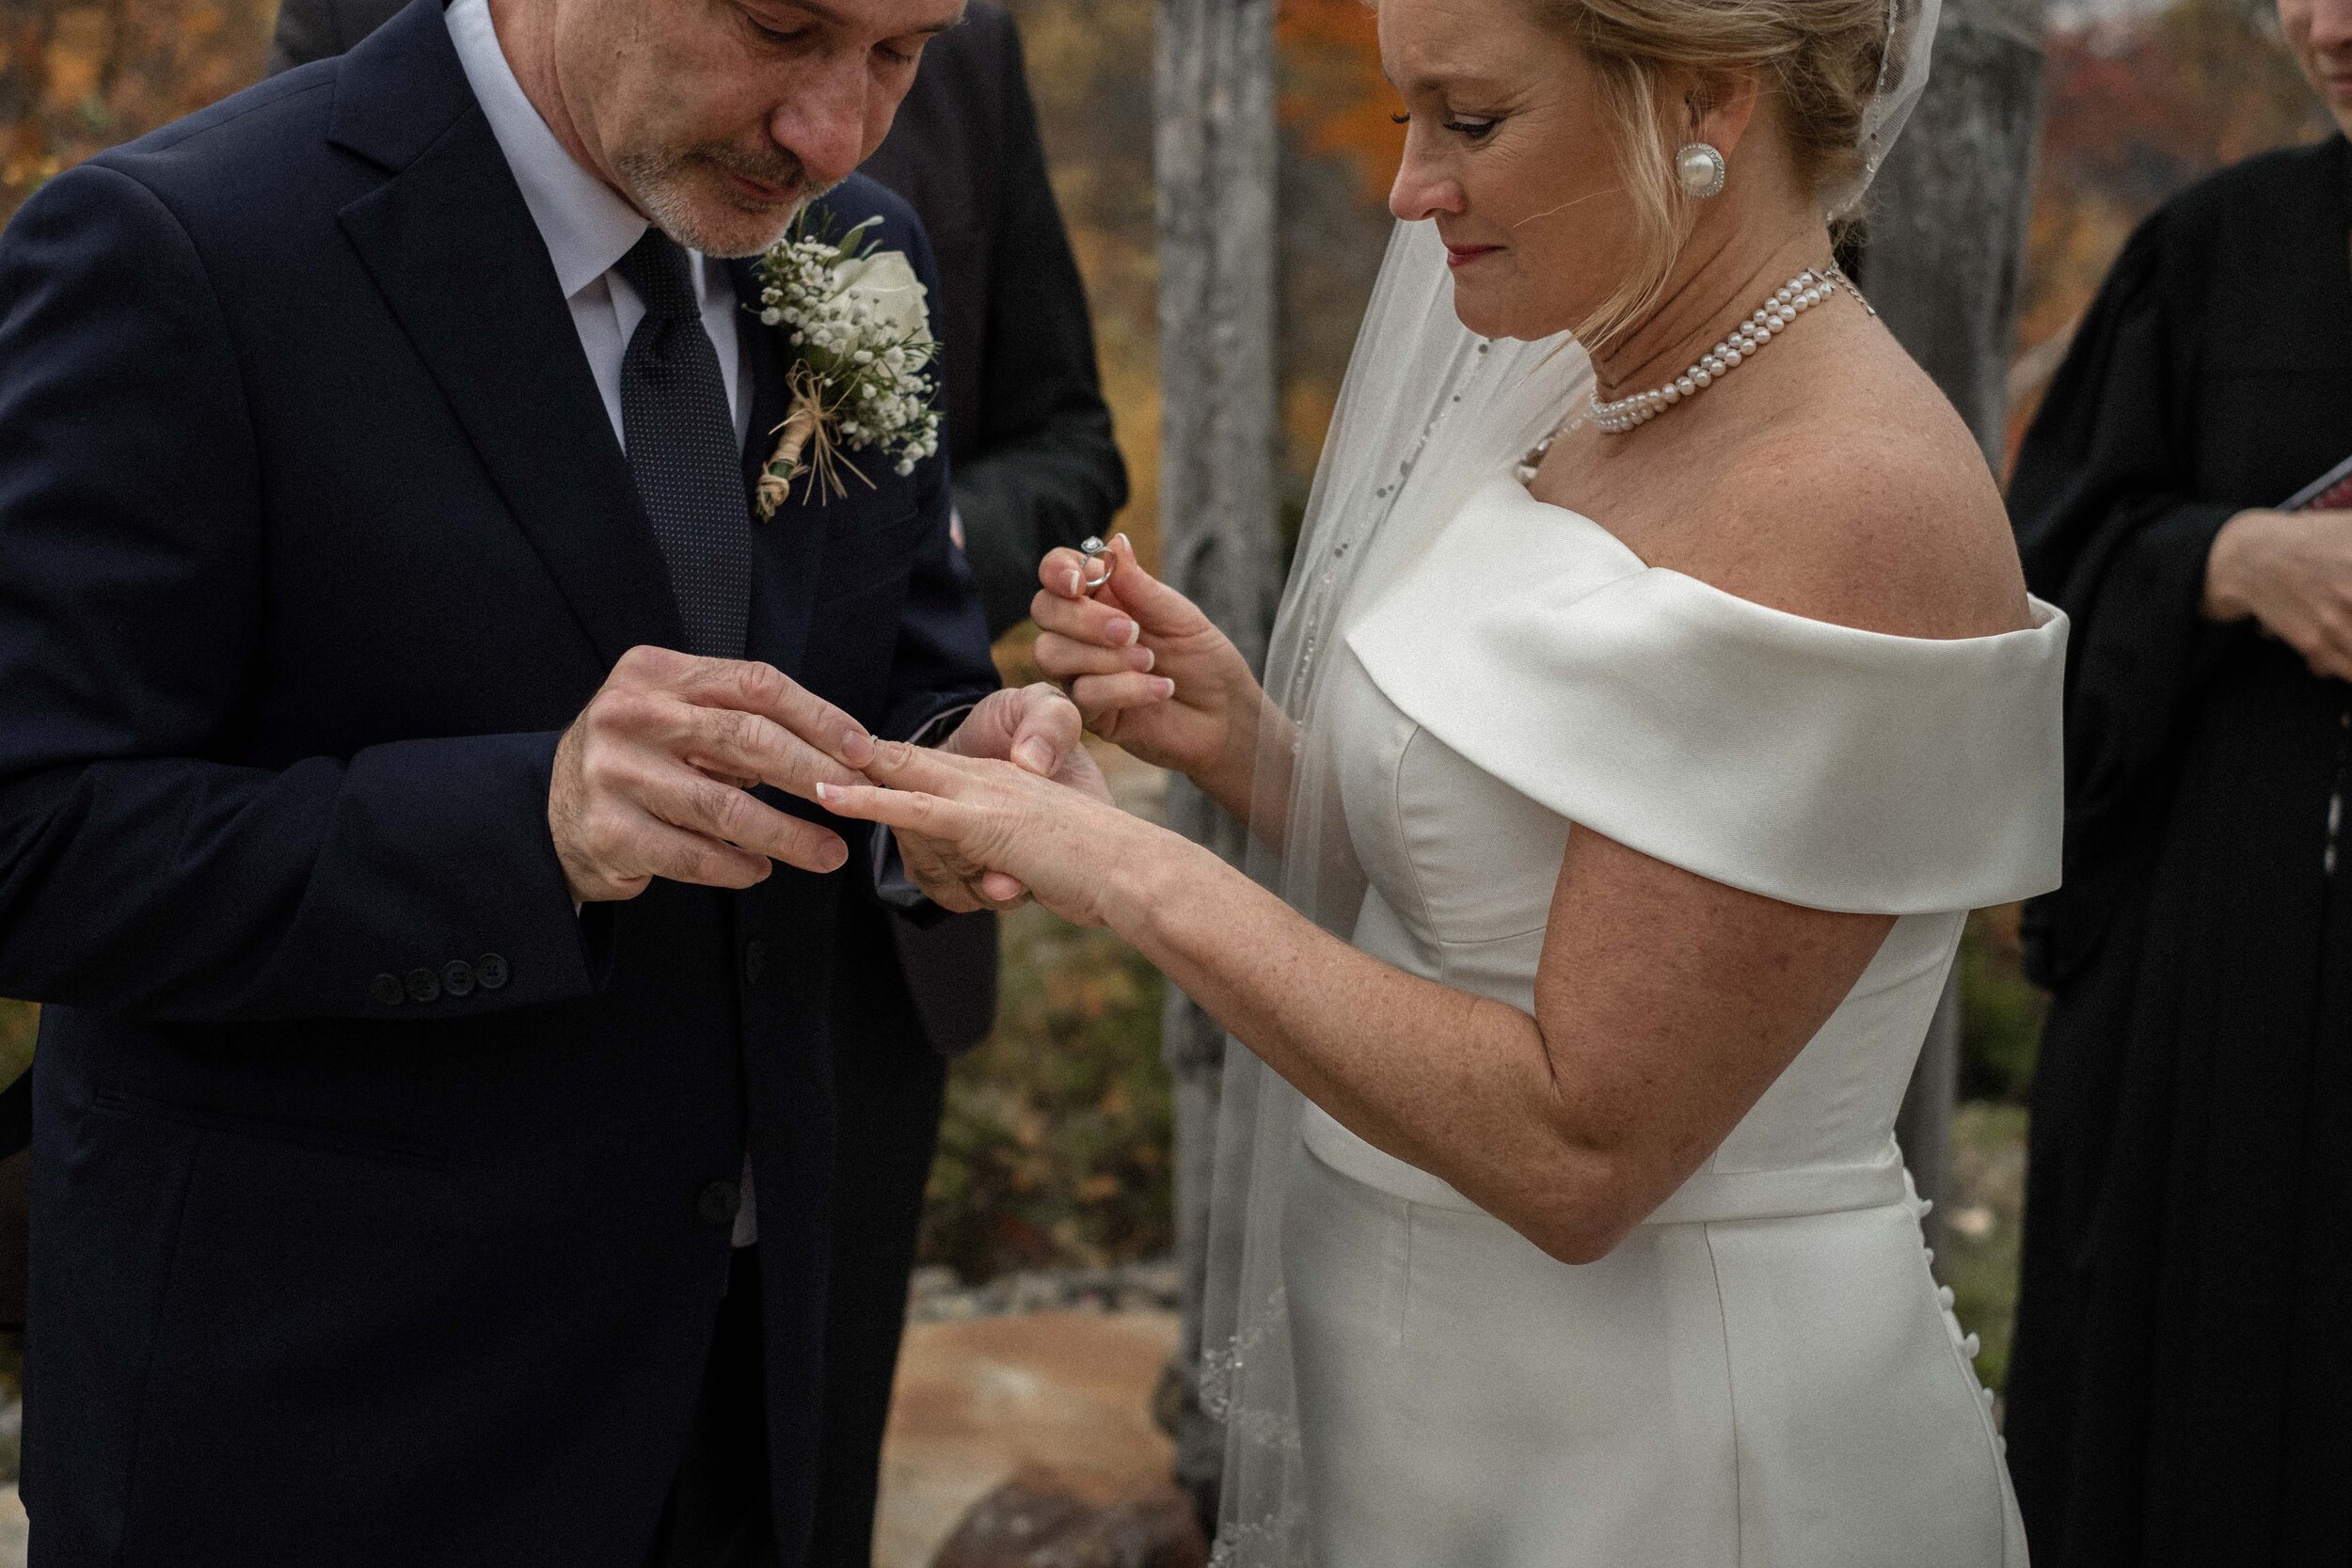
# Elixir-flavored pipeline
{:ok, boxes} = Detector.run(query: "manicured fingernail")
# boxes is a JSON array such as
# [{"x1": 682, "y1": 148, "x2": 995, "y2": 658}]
[
  {"x1": 1113, "y1": 532, "x2": 1132, "y2": 555},
  {"x1": 1106, "y1": 617, "x2": 1138, "y2": 646},
  {"x1": 1128, "y1": 645, "x2": 1155, "y2": 673},
  {"x1": 1066, "y1": 569, "x2": 1083, "y2": 595},
  {"x1": 840, "y1": 730, "x2": 875, "y2": 766},
  {"x1": 1151, "y1": 677, "x2": 1175, "y2": 698},
  {"x1": 815, "y1": 781, "x2": 834, "y2": 801}
]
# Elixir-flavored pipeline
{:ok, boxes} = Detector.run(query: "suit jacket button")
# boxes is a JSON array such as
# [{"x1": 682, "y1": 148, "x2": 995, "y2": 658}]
[
  {"x1": 405, "y1": 968, "x2": 440, "y2": 1005},
  {"x1": 441, "y1": 959, "x2": 476, "y2": 998},
  {"x1": 698, "y1": 1180, "x2": 741, "y2": 1227},
  {"x1": 371, "y1": 974, "x2": 405, "y2": 1007},
  {"x1": 474, "y1": 954, "x2": 509, "y2": 990},
  {"x1": 742, "y1": 941, "x2": 767, "y2": 987}
]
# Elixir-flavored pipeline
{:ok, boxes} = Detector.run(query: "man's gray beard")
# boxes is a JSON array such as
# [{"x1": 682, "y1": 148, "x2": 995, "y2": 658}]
[{"x1": 618, "y1": 148, "x2": 843, "y2": 259}]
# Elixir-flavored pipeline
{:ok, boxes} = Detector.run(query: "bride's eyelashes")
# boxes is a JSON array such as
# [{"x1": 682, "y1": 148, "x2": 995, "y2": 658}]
[{"x1": 1390, "y1": 111, "x2": 1502, "y2": 142}]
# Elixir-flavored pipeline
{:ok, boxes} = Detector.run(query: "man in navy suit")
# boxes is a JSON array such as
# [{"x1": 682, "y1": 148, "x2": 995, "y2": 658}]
[{"x1": 0, "y1": 0, "x2": 1095, "y2": 1560}]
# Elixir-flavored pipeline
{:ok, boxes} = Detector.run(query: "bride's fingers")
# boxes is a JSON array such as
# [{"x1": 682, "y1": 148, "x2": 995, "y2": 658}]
[
  {"x1": 1038, "y1": 546, "x2": 1112, "y2": 600},
  {"x1": 1094, "y1": 535, "x2": 1200, "y2": 629},
  {"x1": 1069, "y1": 673, "x2": 1176, "y2": 727},
  {"x1": 859, "y1": 737, "x2": 1004, "y2": 797},
  {"x1": 1035, "y1": 630, "x2": 1154, "y2": 681},
  {"x1": 812, "y1": 780, "x2": 978, "y2": 841},
  {"x1": 1030, "y1": 581, "x2": 1143, "y2": 650}
]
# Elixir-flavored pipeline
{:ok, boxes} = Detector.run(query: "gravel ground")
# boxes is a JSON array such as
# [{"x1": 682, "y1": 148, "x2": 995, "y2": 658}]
[{"x1": 908, "y1": 1257, "x2": 1183, "y2": 1323}]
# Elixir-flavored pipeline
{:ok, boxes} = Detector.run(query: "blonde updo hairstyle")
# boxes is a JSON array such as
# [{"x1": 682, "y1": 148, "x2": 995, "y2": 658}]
[{"x1": 1531, "y1": 0, "x2": 1898, "y2": 349}]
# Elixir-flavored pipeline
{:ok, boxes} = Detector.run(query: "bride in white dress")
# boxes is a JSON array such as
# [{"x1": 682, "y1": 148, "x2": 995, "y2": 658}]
[{"x1": 819, "y1": 0, "x2": 2061, "y2": 1561}]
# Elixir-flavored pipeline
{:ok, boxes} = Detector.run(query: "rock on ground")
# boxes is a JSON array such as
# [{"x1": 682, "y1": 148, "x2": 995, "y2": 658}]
[
  {"x1": 876, "y1": 1310, "x2": 1181, "y2": 1568},
  {"x1": 932, "y1": 1466, "x2": 1206, "y2": 1568}
]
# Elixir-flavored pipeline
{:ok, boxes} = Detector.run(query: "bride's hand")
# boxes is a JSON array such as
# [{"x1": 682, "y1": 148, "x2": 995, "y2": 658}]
[
  {"x1": 893, "y1": 682, "x2": 1110, "y2": 911},
  {"x1": 1031, "y1": 535, "x2": 1263, "y2": 793},
  {"x1": 818, "y1": 740, "x2": 1159, "y2": 929}
]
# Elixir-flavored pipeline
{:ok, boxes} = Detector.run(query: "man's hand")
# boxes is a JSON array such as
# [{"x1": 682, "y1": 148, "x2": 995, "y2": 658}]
[
  {"x1": 892, "y1": 683, "x2": 1110, "y2": 911},
  {"x1": 2205, "y1": 508, "x2": 2352, "y2": 680},
  {"x1": 549, "y1": 646, "x2": 878, "y2": 903}
]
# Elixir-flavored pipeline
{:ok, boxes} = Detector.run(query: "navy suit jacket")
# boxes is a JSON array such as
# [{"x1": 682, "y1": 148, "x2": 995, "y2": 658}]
[{"x1": 0, "y1": 1, "x2": 996, "y2": 1561}]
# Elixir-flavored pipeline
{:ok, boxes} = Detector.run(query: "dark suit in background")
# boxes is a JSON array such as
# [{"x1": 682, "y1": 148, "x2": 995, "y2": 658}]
[{"x1": 274, "y1": 3, "x2": 1124, "y2": 1560}]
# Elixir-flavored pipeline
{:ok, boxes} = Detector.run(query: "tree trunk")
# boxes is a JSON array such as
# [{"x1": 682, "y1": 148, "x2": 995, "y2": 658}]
[
  {"x1": 1855, "y1": 0, "x2": 2045, "y2": 1259},
  {"x1": 1153, "y1": 0, "x2": 1279, "y2": 1517}
]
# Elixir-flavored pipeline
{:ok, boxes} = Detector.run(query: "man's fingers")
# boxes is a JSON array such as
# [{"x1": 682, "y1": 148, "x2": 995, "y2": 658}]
[
  {"x1": 667, "y1": 656, "x2": 877, "y2": 770},
  {"x1": 1002, "y1": 684, "x2": 1085, "y2": 776},
  {"x1": 978, "y1": 871, "x2": 1028, "y2": 904},
  {"x1": 1034, "y1": 630, "x2": 1155, "y2": 681},
  {"x1": 643, "y1": 765, "x2": 850, "y2": 873},
  {"x1": 628, "y1": 818, "x2": 777, "y2": 890},
  {"x1": 668, "y1": 702, "x2": 867, "y2": 802}
]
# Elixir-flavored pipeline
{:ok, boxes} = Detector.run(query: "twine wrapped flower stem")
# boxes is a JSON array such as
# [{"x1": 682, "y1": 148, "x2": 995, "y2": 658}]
[
  {"x1": 751, "y1": 212, "x2": 944, "y2": 520},
  {"x1": 755, "y1": 361, "x2": 874, "y2": 517}
]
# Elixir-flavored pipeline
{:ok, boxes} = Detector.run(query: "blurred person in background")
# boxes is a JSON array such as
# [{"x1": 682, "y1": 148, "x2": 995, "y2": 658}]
[
  {"x1": 2004, "y1": 1, "x2": 2352, "y2": 1562},
  {"x1": 274, "y1": 3, "x2": 1125, "y2": 1561}
]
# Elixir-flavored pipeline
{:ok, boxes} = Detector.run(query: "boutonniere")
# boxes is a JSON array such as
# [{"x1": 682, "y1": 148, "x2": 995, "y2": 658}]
[{"x1": 750, "y1": 212, "x2": 945, "y2": 519}]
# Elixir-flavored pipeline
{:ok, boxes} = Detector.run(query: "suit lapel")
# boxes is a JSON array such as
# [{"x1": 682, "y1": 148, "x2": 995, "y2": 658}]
[
  {"x1": 329, "y1": 1, "x2": 681, "y2": 669},
  {"x1": 732, "y1": 259, "x2": 825, "y2": 681}
]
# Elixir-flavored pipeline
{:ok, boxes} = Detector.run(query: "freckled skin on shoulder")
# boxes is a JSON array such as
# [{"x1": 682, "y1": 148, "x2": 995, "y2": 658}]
[
  {"x1": 1692, "y1": 341, "x2": 2030, "y2": 641},
  {"x1": 1552, "y1": 311, "x2": 2032, "y2": 643}
]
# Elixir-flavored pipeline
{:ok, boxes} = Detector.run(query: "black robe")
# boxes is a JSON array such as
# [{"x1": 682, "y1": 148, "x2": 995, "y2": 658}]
[{"x1": 2005, "y1": 135, "x2": 2352, "y2": 1568}]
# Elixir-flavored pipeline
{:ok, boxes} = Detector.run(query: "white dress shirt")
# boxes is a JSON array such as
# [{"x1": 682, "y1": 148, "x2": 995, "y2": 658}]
[
  {"x1": 448, "y1": 0, "x2": 763, "y2": 1244},
  {"x1": 446, "y1": 0, "x2": 752, "y2": 449}
]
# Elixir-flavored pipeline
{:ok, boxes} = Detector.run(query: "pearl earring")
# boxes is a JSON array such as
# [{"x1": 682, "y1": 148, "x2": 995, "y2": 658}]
[{"x1": 1676, "y1": 142, "x2": 1728, "y2": 199}]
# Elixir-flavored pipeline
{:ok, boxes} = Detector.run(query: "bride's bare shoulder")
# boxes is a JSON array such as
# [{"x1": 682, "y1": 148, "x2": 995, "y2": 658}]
[{"x1": 1671, "y1": 355, "x2": 2030, "y2": 641}]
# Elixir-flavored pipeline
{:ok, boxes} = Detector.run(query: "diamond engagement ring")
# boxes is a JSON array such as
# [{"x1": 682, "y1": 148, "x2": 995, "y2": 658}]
[{"x1": 1078, "y1": 535, "x2": 1114, "y2": 589}]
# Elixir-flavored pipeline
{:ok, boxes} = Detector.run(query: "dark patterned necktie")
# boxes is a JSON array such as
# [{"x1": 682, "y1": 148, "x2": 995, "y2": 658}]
[{"x1": 612, "y1": 229, "x2": 751, "y2": 660}]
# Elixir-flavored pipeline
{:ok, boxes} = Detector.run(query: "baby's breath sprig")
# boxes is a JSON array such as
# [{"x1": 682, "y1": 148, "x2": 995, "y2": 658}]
[{"x1": 751, "y1": 211, "x2": 945, "y2": 517}]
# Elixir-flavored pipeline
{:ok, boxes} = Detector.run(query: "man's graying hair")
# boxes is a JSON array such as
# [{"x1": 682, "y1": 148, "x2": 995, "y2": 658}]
[{"x1": 1527, "y1": 0, "x2": 1900, "y2": 348}]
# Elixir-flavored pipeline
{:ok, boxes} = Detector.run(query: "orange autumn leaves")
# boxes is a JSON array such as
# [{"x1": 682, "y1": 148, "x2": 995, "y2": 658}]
[
  {"x1": 1, "y1": 0, "x2": 275, "y2": 226},
  {"x1": 1279, "y1": 0, "x2": 1402, "y2": 210},
  {"x1": 2008, "y1": 0, "x2": 2329, "y2": 460}
]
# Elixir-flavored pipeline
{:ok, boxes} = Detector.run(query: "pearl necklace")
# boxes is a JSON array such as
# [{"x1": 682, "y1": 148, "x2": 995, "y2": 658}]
[{"x1": 1586, "y1": 265, "x2": 1863, "y2": 436}]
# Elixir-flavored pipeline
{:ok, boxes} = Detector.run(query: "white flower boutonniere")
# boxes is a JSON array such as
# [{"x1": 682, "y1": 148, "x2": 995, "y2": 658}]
[{"x1": 751, "y1": 213, "x2": 946, "y2": 519}]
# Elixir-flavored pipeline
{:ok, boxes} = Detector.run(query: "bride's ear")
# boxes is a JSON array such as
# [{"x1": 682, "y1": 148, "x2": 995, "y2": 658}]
[{"x1": 1676, "y1": 67, "x2": 1763, "y2": 161}]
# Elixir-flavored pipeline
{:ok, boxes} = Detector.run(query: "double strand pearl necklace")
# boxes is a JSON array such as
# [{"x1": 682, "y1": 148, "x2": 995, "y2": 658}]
[{"x1": 1586, "y1": 264, "x2": 1865, "y2": 436}]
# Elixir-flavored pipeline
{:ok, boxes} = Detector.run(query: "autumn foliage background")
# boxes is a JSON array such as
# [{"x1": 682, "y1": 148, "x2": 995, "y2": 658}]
[{"x1": 0, "y1": 0, "x2": 2334, "y2": 1288}]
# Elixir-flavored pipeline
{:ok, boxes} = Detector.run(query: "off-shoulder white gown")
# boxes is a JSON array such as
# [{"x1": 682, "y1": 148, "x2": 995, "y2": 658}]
[{"x1": 1283, "y1": 478, "x2": 2063, "y2": 1567}]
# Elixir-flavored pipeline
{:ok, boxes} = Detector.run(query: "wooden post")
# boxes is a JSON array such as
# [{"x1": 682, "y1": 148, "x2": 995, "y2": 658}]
[
  {"x1": 1856, "y1": 0, "x2": 2045, "y2": 1259},
  {"x1": 1155, "y1": 0, "x2": 1279, "y2": 1515}
]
